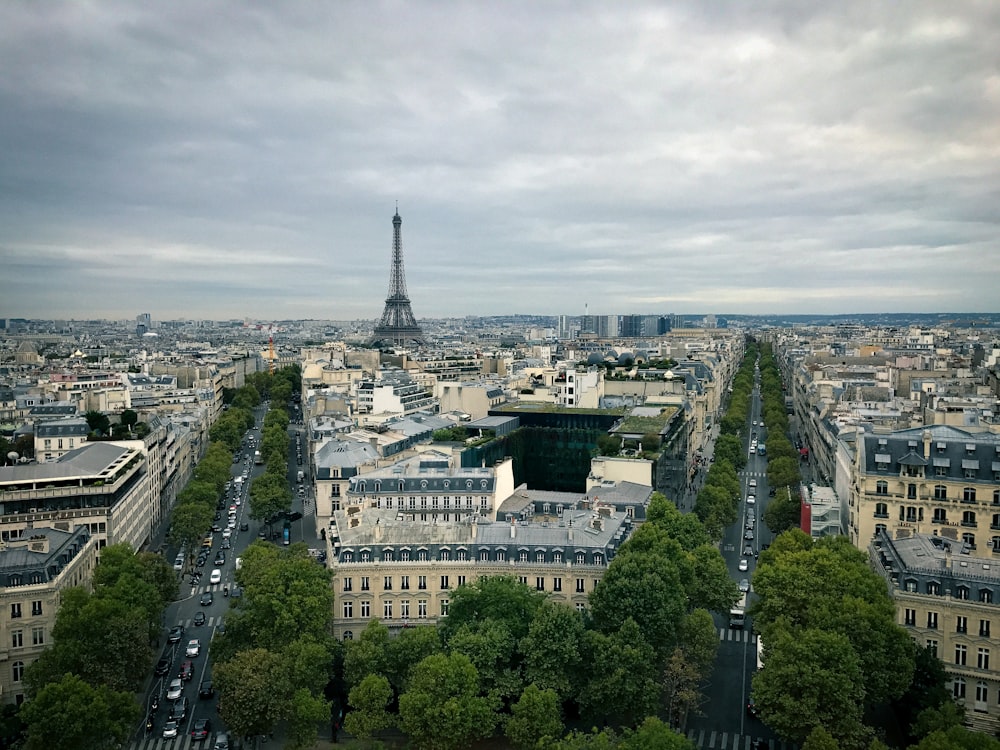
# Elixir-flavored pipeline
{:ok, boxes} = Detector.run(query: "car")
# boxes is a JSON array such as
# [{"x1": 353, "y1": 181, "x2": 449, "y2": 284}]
[
  {"x1": 199, "y1": 679, "x2": 215, "y2": 699},
  {"x1": 214, "y1": 552, "x2": 226, "y2": 565},
  {"x1": 743, "y1": 545, "x2": 754, "y2": 557},
  {"x1": 179, "y1": 660, "x2": 194, "y2": 681},
  {"x1": 193, "y1": 611, "x2": 206, "y2": 626},
  {"x1": 221, "y1": 539, "x2": 231, "y2": 550},
  {"x1": 211, "y1": 524, "x2": 222, "y2": 533},
  {"x1": 214, "y1": 731, "x2": 231, "y2": 750},
  {"x1": 258, "y1": 528, "x2": 268, "y2": 539},
  {"x1": 749, "y1": 446, "x2": 756, "y2": 454},
  {"x1": 235, "y1": 497, "x2": 241, "y2": 506},
  {"x1": 167, "y1": 625, "x2": 184, "y2": 643},
  {"x1": 186, "y1": 639, "x2": 201, "y2": 657},
  {"x1": 170, "y1": 697, "x2": 189, "y2": 721},
  {"x1": 222, "y1": 528, "x2": 232, "y2": 539},
  {"x1": 210, "y1": 568, "x2": 222, "y2": 585},
  {"x1": 200, "y1": 592, "x2": 214, "y2": 606},
  {"x1": 749, "y1": 479, "x2": 757, "y2": 488},
  {"x1": 747, "y1": 494, "x2": 756, "y2": 505},
  {"x1": 739, "y1": 578, "x2": 750, "y2": 592},
  {"x1": 196, "y1": 556, "x2": 207, "y2": 567},
  {"x1": 746, "y1": 696, "x2": 759, "y2": 717},
  {"x1": 227, "y1": 518, "x2": 237, "y2": 529},
  {"x1": 191, "y1": 718, "x2": 212, "y2": 741},
  {"x1": 738, "y1": 558, "x2": 749, "y2": 572},
  {"x1": 166, "y1": 678, "x2": 184, "y2": 701},
  {"x1": 229, "y1": 504, "x2": 237, "y2": 512},
  {"x1": 240, "y1": 522, "x2": 249, "y2": 532},
  {"x1": 155, "y1": 656, "x2": 170, "y2": 676},
  {"x1": 163, "y1": 720, "x2": 180, "y2": 739},
  {"x1": 752, "y1": 420, "x2": 757, "y2": 426},
  {"x1": 744, "y1": 529, "x2": 754, "y2": 540}
]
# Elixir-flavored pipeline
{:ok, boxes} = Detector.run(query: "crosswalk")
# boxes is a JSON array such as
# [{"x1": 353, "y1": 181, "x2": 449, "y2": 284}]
[
  {"x1": 719, "y1": 627, "x2": 757, "y2": 643},
  {"x1": 686, "y1": 728, "x2": 796, "y2": 750},
  {"x1": 132, "y1": 732, "x2": 217, "y2": 750},
  {"x1": 741, "y1": 471, "x2": 767, "y2": 478}
]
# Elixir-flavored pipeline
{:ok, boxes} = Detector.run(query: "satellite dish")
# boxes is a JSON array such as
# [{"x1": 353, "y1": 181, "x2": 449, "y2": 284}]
[{"x1": 7, "y1": 451, "x2": 19, "y2": 465}]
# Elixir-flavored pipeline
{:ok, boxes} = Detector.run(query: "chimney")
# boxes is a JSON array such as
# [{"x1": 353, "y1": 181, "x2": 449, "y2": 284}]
[
  {"x1": 922, "y1": 429, "x2": 932, "y2": 460},
  {"x1": 510, "y1": 519, "x2": 516, "y2": 539},
  {"x1": 374, "y1": 518, "x2": 383, "y2": 542},
  {"x1": 471, "y1": 519, "x2": 477, "y2": 539},
  {"x1": 568, "y1": 519, "x2": 573, "y2": 542}
]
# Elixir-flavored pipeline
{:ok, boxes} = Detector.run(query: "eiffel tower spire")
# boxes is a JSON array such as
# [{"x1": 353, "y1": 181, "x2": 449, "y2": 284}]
[{"x1": 371, "y1": 207, "x2": 425, "y2": 347}]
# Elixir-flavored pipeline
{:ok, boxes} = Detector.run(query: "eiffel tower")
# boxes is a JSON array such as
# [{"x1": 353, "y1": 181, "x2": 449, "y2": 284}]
[{"x1": 371, "y1": 207, "x2": 425, "y2": 347}]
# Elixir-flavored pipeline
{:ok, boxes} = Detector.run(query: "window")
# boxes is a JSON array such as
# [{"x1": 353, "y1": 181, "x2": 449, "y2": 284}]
[
  {"x1": 993, "y1": 514, "x2": 1000, "y2": 530},
  {"x1": 875, "y1": 502, "x2": 889, "y2": 518},
  {"x1": 553, "y1": 550, "x2": 563, "y2": 563},
  {"x1": 980, "y1": 619, "x2": 991, "y2": 637},
  {"x1": 536, "y1": 577, "x2": 545, "y2": 591},
  {"x1": 575, "y1": 602, "x2": 586, "y2": 612},
  {"x1": 904, "y1": 608, "x2": 916, "y2": 626},
  {"x1": 441, "y1": 599, "x2": 449, "y2": 616},
  {"x1": 536, "y1": 550, "x2": 545, "y2": 563},
  {"x1": 576, "y1": 578, "x2": 585, "y2": 593},
  {"x1": 30, "y1": 601, "x2": 41, "y2": 617},
  {"x1": 963, "y1": 511, "x2": 977, "y2": 527},
  {"x1": 383, "y1": 550, "x2": 393, "y2": 562},
  {"x1": 360, "y1": 551, "x2": 371, "y2": 563},
  {"x1": 383, "y1": 601, "x2": 393, "y2": 619},
  {"x1": 417, "y1": 549, "x2": 428, "y2": 562},
  {"x1": 440, "y1": 549, "x2": 450, "y2": 562},
  {"x1": 876, "y1": 481, "x2": 888, "y2": 495},
  {"x1": 497, "y1": 549, "x2": 506, "y2": 561},
  {"x1": 383, "y1": 576, "x2": 392, "y2": 591},
  {"x1": 933, "y1": 508, "x2": 947, "y2": 523},
  {"x1": 401, "y1": 600, "x2": 410, "y2": 619},
  {"x1": 553, "y1": 577, "x2": 562, "y2": 592},
  {"x1": 908, "y1": 484, "x2": 917, "y2": 499},
  {"x1": 964, "y1": 487, "x2": 977, "y2": 503},
  {"x1": 934, "y1": 485, "x2": 948, "y2": 500},
  {"x1": 927, "y1": 612, "x2": 938, "y2": 629},
  {"x1": 956, "y1": 644, "x2": 968, "y2": 666},
  {"x1": 954, "y1": 677, "x2": 966, "y2": 699},
  {"x1": 957, "y1": 616, "x2": 968, "y2": 633},
  {"x1": 979, "y1": 648, "x2": 991, "y2": 670},
  {"x1": 31, "y1": 627, "x2": 43, "y2": 646},
  {"x1": 343, "y1": 577, "x2": 353, "y2": 592},
  {"x1": 418, "y1": 600, "x2": 427, "y2": 619},
  {"x1": 400, "y1": 549, "x2": 411, "y2": 562},
  {"x1": 10, "y1": 630, "x2": 22, "y2": 649},
  {"x1": 343, "y1": 631, "x2": 353, "y2": 641},
  {"x1": 936, "y1": 465, "x2": 948, "y2": 477},
  {"x1": 518, "y1": 576, "x2": 528, "y2": 586},
  {"x1": 440, "y1": 576, "x2": 450, "y2": 590},
  {"x1": 976, "y1": 682, "x2": 988, "y2": 710},
  {"x1": 360, "y1": 576, "x2": 370, "y2": 592},
  {"x1": 980, "y1": 589, "x2": 993, "y2": 604},
  {"x1": 927, "y1": 639, "x2": 938, "y2": 656},
  {"x1": 994, "y1": 489, "x2": 1000, "y2": 505},
  {"x1": 342, "y1": 601, "x2": 353, "y2": 618},
  {"x1": 963, "y1": 533, "x2": 976, "y2": 548},
  {"x1": 10, "y1": 603, "x2": 21, "y2": 619},
  {"x1": 479, "y1": 549, "x2": 490, "y2": 561},
  {"x1": 11, "y1": 662, "x2": 24, "y2": 684},
  {"x1": 957, "y1": 587, "x2": 971, "y2": 602},
  {"x1": 418, "y1": 576, "x2": 427, "y2": 590},
  {"x1": 576, "y1": 552, "x2": 586, "y2": 564},
  {"x1": 401, "y1": 575, "x2": 410, "y2": 590},
  {"x1": 518, "y1": 551, "x2": 528, "y2": 562},
  {"x1": 360, "y1": 601, "x2": 371, "y2": 618}
]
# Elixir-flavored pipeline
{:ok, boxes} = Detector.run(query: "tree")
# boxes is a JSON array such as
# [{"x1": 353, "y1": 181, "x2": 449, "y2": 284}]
[
  {"x1": 912, "y1": 726, "x2": 1000, "y2": 750},
  {"x1": 577, "y1": 619, "x2": 660, "y2": 727},
  {"x1": 448, "y1": 619, "x2": 523, "y2": 702},
  {"x1": 169, "y1": 501, "x2": 214, "y2": 563},
  {"x1": 911, "y1": 701, "x2": 966, "y2": 740},
  {"x1": 398, "y1": 652, "x2": 499, "y2": 750},
  {"x1": 344, "y1": 674, "x2": 395, "y2": 745},
  {"x1": 801, "y1": 726, "x2": 841, "y2": 750},
  {"x1": 751, "y1": 627, "x2": 866, "y2": 746},
  {"x1": 214, "y1": 648, "x2": 287, "y2": 739},
  {"x1": 344, "y1": 620, "x2": 392, "y2": 689},
  {"x1": 677, "y1": 608, "x2": 718, "y2": 677},
  {"x1": 286, "y1": 687, "x2": 331, "y2": 750},
  {"x1": 662, "y1": 648, "x2": 703, "y2": 729},
  {"x1": 505, "y1": 684, "x2": 563, "y2": 750},
  {"x1": 84, "y1": 409, "x2": 111, "y2": 436},
  {"x1": 119, "y1": 408, "x2": 139, "y2": 428},
  {"x1": 763, "y1": 486, "x2": 800, "y2": 534},
  {"x1": 894, "y1": 645, "x2": 951, "y2": 741},
  {"x1": 441, "y1": 575, "x2": 545, "y2": 644},
  {"x1": 589, "y1": 551, "x2": 686, "y2": 662},
  {"x1": 620, "y1": 717, "x2": 695, "y2": 750},
  {"x1": 519, "y1": 602, "x2": 585, "y2": 700},
  {"x1": 387, "y1": 624, "x2": 442, "y2": 692},
  {"x1": 20, "y1": 672, "x2": 140, "y2": 750},
  {"x1": 681, "y1": 545, "x2": 741, "y2": 614}
]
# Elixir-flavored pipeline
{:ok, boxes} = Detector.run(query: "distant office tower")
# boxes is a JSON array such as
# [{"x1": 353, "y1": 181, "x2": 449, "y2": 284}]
[
  {"x1": 620, "y1": 315, "x2": 643, "y2": 337},
  {"x1": 136, "y1": 312, "x2": 151, "y2": 336},
  {"x1": 371, "y1": 208, "x2": 425, "y2": 347},
  {"x1": 557, "y1": 315, "x2": 570, "y2": 340}
]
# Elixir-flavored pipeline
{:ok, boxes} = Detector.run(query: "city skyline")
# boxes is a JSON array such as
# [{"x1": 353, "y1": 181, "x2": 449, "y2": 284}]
[{"x1": 1, "y1": 2, "x2": 998, "y2": 321}]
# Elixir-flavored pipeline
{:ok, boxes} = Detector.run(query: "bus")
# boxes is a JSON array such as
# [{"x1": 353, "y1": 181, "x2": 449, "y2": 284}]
[
  {"x1": 729, "y1": 592, "x2": 748, "y2": 629},
  {"x1": 756, "y1": 632, "x2": 764, "y2": 670}
]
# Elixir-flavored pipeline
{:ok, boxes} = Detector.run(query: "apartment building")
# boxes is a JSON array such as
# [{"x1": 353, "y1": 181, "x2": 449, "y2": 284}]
[
  {"x1": 851, "y1": 426, "x2": 1000, "y2": 557},
  {"x1": 0, "y1": 442, "x2": 152, "y2": 552},
  {"x1": 871, "y1": 530, "x2": 1000, "y2": 733},
  {"x1": 0, "y1": 526, "x2": 97, "y2": 705},
  {"x1": 33, "y1": 417, "x2": 89, "y2": 463}
]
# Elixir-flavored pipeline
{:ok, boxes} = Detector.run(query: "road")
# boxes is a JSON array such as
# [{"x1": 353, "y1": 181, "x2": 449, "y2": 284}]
[
  {"x1": 685, "y1": 362, "x2": 795, "y2": 750},
  {"x1": 132, "y1": 402, "x2": 322, "y2": 749}
]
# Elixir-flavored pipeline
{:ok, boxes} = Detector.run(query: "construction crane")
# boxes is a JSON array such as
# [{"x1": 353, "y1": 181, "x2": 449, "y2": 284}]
[{"x1": 268, "y1": 333, "x2": 276, "y2": 374}]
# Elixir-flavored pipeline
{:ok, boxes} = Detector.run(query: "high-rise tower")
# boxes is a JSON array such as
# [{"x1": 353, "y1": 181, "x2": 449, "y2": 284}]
[{"x1": 371, "y1": 208, "x2": 425, "y2": 347}]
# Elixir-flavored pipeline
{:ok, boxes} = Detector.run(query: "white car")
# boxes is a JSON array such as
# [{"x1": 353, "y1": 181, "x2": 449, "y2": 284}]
[
  {"x1": 186, "y1": 639, "x2": 201, "y2": 657},
  {"x1": 166, "y1": 678, "x2": 184, "y2": 701},
  {"x1": 739, "y1": 578, "x2": 751, "y2": 593},
  {"x1": 747, "y1": 495, "x2": 756, "y2": 505},
  {"x1": 210, "y1": 568, "x2": 222, "y2": 585},
  {"x1": 222, "y1": 528, "x2": 232, "y2": 539},
  {"x1": 749, "y1": 479, "x2": 757, "y2": 488},
  {"x1": 738, "y1": 558, "x2": 749, "y2": 572},
  {"x1": 227, "y1": 518, "x2": 237, "y2": 529}
]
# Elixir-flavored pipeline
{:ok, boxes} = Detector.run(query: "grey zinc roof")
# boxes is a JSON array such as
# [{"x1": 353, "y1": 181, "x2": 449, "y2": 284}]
[
  {"x1": 862, "y1": 425, "x2": 1000, "y2": 482},
  {"x1": 0, "y1": 442, "x2": 133, "y2": 484},
  {"x1": 0, "y1": 526, "x2": 91, "y2": 583},
  {"x1": 35, "y1": 418, "x2": 89, "y2": 437}
]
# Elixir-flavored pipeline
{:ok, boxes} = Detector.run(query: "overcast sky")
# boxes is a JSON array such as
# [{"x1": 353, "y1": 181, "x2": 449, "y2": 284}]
[{"x1": 1, "y1": 2, "x2": 998, "y2": 322}]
